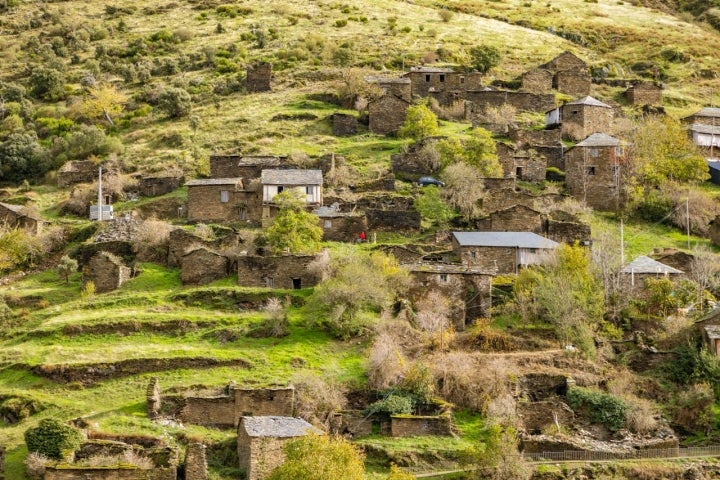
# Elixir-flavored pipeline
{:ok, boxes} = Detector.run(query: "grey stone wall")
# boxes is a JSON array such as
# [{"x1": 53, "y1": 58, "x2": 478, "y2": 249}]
[
  {"x1": 390, "y1": 137, "x2": 443, "y2": 180},
  {"x1": 390, "y1": 415, "x2": 453, "y2": 437},
  {"x1": 625, "y1": 82, "x2": 662, "y2": 105},
  {"x1": 554, "y1": 70, "x2": 591, "y2": 97},
  {"x1": 140, "y1": 177, "x2": 182, "y2": 197},
  {"x1": 521, "y1": 68, "x2": 553, "y2": 93},
  {"x1": 509, "y1": 128, "x2": 562, "y2": 147},
  {"x1": 238, "y1": 431, "x2": 289, "y2": 480},
  {"x1": 167, "y1": 229, "x2": 242, "y2": 268},
  {"x1": 236, "y1": 388, "x2": 294, "y2": 419},
  {"x1": 561, "y1": 104, "x2": 614, "y2": 142},
  {"x1": 457, "y1": 245, "x2": 518, "y2": 274},
  {"x1": 181, "y1": 396, "x2": 236, "y2": 428},
  {"x1": 237, "y1": 255, "x2": 320, "y2": 289},
  {"x1": 565, "y1": 146, "x2": 623, "y2": 210},
  {"x1": 465, "y1": 91, "x2": 555, "y2": 114},
  {"x1": 187, "y1": 185, "x2": 257, "y2": 223},
  {"x1": 487, "y1": 205, "x2": 545, "y2": 233},
  {"x1": 332, "y1": 113, "x2": 359, "y2": 136},
  {"x1": 180, "y1": 248, "x2": 229, "y2": 285},
  {"x1": 515, "y1": 150, "x2": 547, "y2": 182},
  {"x1": 44, "y1": 467, "x2": 176, "y2": 480},
  {"x1": 184, "y1": 443, "x2": 208, "y2": 480},
  {"x1": 369, "y1": 94, "x2": 409, "y2": 135},
  {"x1": 83, "y1": 251, "x2": 131, "y2": 293},
  {"x1": 366, "y1": 209, "x2": 421, "y2": 232},
  {"x1": 318, "y1": 215, "x2": 368, "y2": 242},
  {"x1": 535, "y1": 145, "x2": 565, "y2": 170},
  {"x1": 57, "y1": 160, "x2": 97, "y2": 188},
  {"x1": 245, "y1": 62, "x2": 272, "y2": 92}
]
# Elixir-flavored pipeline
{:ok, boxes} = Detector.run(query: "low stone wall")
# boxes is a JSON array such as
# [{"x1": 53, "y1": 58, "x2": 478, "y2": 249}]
[
  {"x1": 330, "y1": 411, "x2": 374, "y2": 437},
  {"x1": 184, "y1": 443, "x2": 208, "y2": 480},
  {"x1": 518, "y1": 400, "x2": 574, "y2": 434},
  {"x1": 510, "y1": 128, "x2": 562, "y2": 147},
  {"x1": 390, "y1": 415, "x2": 453, "y2": 437},
  {"x1": 182, "y1": 396, "x2": 236, "y2": 428},
  {"x1": 44, "y1": 467, "x2": 176, "y2": 480},
  {"x1": 237, "y1": 255, "x2": 319, "y2": 289},
  {"x1": 333, "y1": 113, "x2": 359, "y2": 136},
  {"x1": 366, "y1": 209, "x2": 421, "y2": 231}
]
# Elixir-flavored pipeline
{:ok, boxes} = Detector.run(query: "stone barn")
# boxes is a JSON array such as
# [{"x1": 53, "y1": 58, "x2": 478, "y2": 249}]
[
  {"x1": 452, "y1": 231, "x2": 559, "y2": 274},
  {"x1": 521, "y1": 68, "x2": 554, "y2": 93},
  {"x1": 368, "y1": 93, "x2": 411, "y2": 136},
  {"x1": 621, "y1": 255, "x2": 683, "y2": 290},
  {"x1": 181, "y1": 247, "x2": 229, "y2": 285},
  {"x1": 140, "y1": 175, "x2": 183, "y2": 197},
  {"x1": 682, "y1": 107, "x2": 720, "y2": 127},
  {"x1": 209, "y1": 155, "x2": 285, "y2": 182},
  {"x1": 245, "y1": 62, "x2": 272, "y2": 92},
  {"x1": 238, "y1": 416, "x2": 322, "y2": 480},
  {"x1": 57, "y1": 160, "x2": 97, "y2": 187},
  {"x1": 545, "y1": 96, "x2": 614, "y2": 141},
  {"x1": 83, "y1": 251, "x2": 131, "y2": 293},
  {"x1": 237, "y1": 254, "x2": 320, "y2": 289},
  {"x1": 564, "y1": 133, "x2": 625, "y2": 210},
  {"x1": 407, "y1": 263, "x2": 494, "y2": 328},
  {"x1": 625, "y1": 81, "x2": 663, "y2": 106},
  {"x1": 476, "y1": 204, "x2": 545, "y2": 234},
  {"x1": 403, "y1": 66, "x2": 457, "y2": 98},
  {"x1": 522, "y1": 51, "x2": 590, "y2": 96},
  {"x1": 0, "y1": 202, "x2": 42, "y2": 234},
  {"x1": 186, "y1": 178, "x2": 258, "y2": 223}
]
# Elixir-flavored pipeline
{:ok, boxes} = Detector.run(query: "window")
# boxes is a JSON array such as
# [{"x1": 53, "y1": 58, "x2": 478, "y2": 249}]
[
  {"x1": 590, "y1": 148, "x2": 599, "y2": 158},
  {"x1": 586, "y1": 166, "x2": 596, "y2": 175},
  {"x1": 239, "y1": 208, "x2": 247, "y2": 220},
  {"x1": 220, "y1": 190, "x2": 230, "y2": 203},
  {"x1": 292, "y1": 278, "x2": 302, "y2": 289},
  {"x1": 460, "y1": 76, "x2": 465, "y2": 84},
  {"x1": 439, "y1": 74, "x2": 445, "y2": 82},
  {"x1": 277, "y1": 186, "x2": 284, "y2": 193},
  {"x1": 439, "y1": 274, "x2": 448, "y2": 282},
  {"x1": 515, "y1": 166, "x2": 523, "y2": 179},
  {"x1": 306, "y1": 186, "x2": 314, "y2": 195},
  {"x1": 425, "y1": 74, "x2": 431, "y2": 82},
  {"x1": 470, "y1": 251, "x2": 477, "y2": 259},
  {"x1": 324, "y1": 220, "x2": 332, "y2": 228}
]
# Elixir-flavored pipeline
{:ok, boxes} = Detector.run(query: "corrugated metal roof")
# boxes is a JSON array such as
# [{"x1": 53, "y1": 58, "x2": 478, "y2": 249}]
[
  {"x1": 241, "y1": 416, "x2": 322, "y2": 438},
  {"x1": 185, "y1": 178, "x2": 243, "y2": 186},
  {"x1": 574, "y1": 133, "x2": 621, "y2": 147},
  {"x1": 261, "y1": 169, "x2": 322, "y2": 185},
  {"x1": 566, "y1": 96, "x2": 611, "y2": 108},
  {"x1": 452, "y1": 231, "x2": 559, "y2": 249},
  {"x1": 621, "y1": 255, "x2": 683, "y2": 274},
  {"x1": 690, "y1": 124, "x2": 720, "y2": 135}
]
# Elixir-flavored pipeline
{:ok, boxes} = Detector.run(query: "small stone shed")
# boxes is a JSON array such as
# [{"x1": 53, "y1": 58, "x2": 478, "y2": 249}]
[
  {"x1": 625, "y1": 81, "x2": 663, "y2": 106},
  {"x1": 0, "y1": 202, "x2": 42, "y2": 234},
  {"x1": 180, "y1": 247, "x2": 229, "y2": 285},
  {"x1": 620, "y1": 255, "x2": 683, "y2": 290},
  {"x1": 564, "y1": 133, "x2": 625, "y2": 210},
  {"x1": 140, "y1": 175, "x2": 183, "y2": 197},
  {"x1": 368, "y1": 93, "x2": 411, "y2": 136},
  {"x1": 186, "y1": 178, "x2": 256, "y2": 223},
  {"x1": 237, "y1": 416, "x2": 322, "y2": 480},
  {"x1": 452, "y1": 231, "x2": 559, "y2": 274},
  {"x1": 245, "y1": 62, "x2": 272, "y2": 92},
  {"x1": 682, "y1": 107, "x2": 720, "y2": 127},
  {"x1": 237, "y1": 254, "x2": 320, "y2": 289},
  {"x1": 545, "y1": 96, "x2": 614, "y2": 141},
  {"x1": 407, "y1": 263, "x2": 494, "y2": 328},
  {"x1": 83, "y1": 251, "x2": 131, "y2": 293},
  {"x1": 57, "y1": 160, "x2": 97, "y2": 187}
]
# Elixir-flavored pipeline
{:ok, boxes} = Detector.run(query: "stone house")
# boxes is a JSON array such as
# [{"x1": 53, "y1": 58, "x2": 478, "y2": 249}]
[
  {"x1": 313, "y1": 204, "x2": 368, "y2": 242},
  {"x1": 545, "y1": 96, "x2": 614, "y2": 141},
  {"x1": 689, "y1": 124, "x2": 720, "y2": 155},
  {"x1": 476, "y1": 204, "x2": 545, "y2": 234},
  {"x1": 407, "y1": 263, "x2": 494, "y2": 328},
  {"x1": 209, "y1": 155, "x2": 285, "y2": 182},
  {"x1": 625, "y1": 81, "x2": 663, "y2": 106},
  {"x1": 509, "y1": 127, "x2": 565, "y2": 170},
  {"x1": 682, "y1": 107, "x2": 720, "y2": 127},
  {"x1": 403, "y1": 66, "x2": 482, "y2": 100},
  {"x1": 237, "y1": 416, "x2": 322, "y2": 480},
  {"x1": 245, "y1": 62, "x2": 272, "y2": 92},
  {"x1": 452, "y1": 231, "x2": 559, "y2": 274},
  {"x1": 0, "y1": 202, "x2": 42, "y2": 234},
  {"x1": 367, "y1": 76, "x2": 412, "y2": 101},
  {"x1": 181, "y1": 247, "x2": 229, "y2": 285},
  {"x1": 237, "y1": 254, "x2": 320, "y2": 289},
  {"x1": 140, "y1": 175, "x2": 183, "y2": 197},
  {"x1": 464, "y1": 90, "x2": 556, "y2": 115},
  {"x1": 186, "y1": 178, "x2": 258, "y2": 223},
  {"x1": 564, "y1": 133, "x2": 624, "y2": 210},
  {"x1": 83, "y1": 251, "x2": 131, "y2": 293},
  {"x1": 261, "y1": 169, "x2": 323, "y2": 225},
  {"x1": 57, "y1": 160, "x2": 97, "y2": 187},
  {"x1": 368, "y1": 92, "x2": 411, "y2": 135},
  {"x1": 522, "y1": 51, "x2": 590, "y2": 96},
  {"x1": 620, "y1": 255, "x2": 683, "y2": 291}
]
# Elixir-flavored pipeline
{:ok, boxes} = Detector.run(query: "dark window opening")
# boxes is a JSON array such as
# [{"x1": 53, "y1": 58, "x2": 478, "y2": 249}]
[
  {"x1": 265, "y1": 277, "x2": 274, "y2": 288},
  {"x1": 239, "y1": 208, "x2": 247, "y2": 220},
  {"x1": 515, "y1": 166, "x2": 523, "y2": 179},
  {"x1": 586, "y1": 166, "x2": 596, "y2": 175},
  {"x1": 439, "y1": 74, "x2": 445, "y2": 82},
  {"x1": 292, "y1": 278, "x2": 302, "y2": 289},
  {"x1": 439, "y1": 274, "x2": 448, "y2": 282},
  {"x1": 425, "y1": 74, "x2": 430, "y2": 82},
  {"x1": 277, "y1": 186, "x2": 284, "y2": 193},
  {"x1": 460, "y1": 76, "x2": 465, "y2": 84}
]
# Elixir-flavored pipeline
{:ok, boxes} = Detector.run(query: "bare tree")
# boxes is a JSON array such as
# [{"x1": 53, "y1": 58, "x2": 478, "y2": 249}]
[{"x1": 441, "y1": 162, "x2": 486, "y2": 220}]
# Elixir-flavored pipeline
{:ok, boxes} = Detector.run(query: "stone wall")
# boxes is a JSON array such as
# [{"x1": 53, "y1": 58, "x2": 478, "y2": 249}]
[
  {"x1": 509, "y1": 128, "x2": 562, "y2": 147},
  {"x1": 238, "y1": 433, "x2": 288, "y2": 480},
  {"x1": 180, "y1": 248, "x2": 229, "y2": 285},
  {"x1": 457, "y1": 245, "x2": 518, "y2": 274},
  {"x1": 184, "y1": 443, "x2": 207, "y2": 480},
  {"x1": 140, "y1": 177, "x2": 182, "y2": 197},
  {"x1": 390, "y1": 137, "x2": 443, "y2": 180},
  {"x1": 565, "y1": 146, "x2": 623, "y2": 210},
  {"x1": 518, "y1": 400, "x2": 574, "y2": 434},
  {"x1": 535, "y1": 145, "x2": 564, "y2": 170},
  {"x1": 390, "y1": 415, "x2": 453, "y2": 437},
  {"x1": 330, "y1": 411, "x2": 374, "y2": 437},
  {"x1": 0, "y1": 203, "x2": 41, "y2": 234},
  {"x1": 187, "y1": 185, "x2": 256, "y2": 223},
  {"x1": 208, "y1": 155, "x2": 283, "y2": 181},
  {"x1": 369, "y1": 94, "x2": 409, "y2": 135},
  {"x1": 135, "y1": 197, "x2": 187, "y2": 222},
  {"x1": 44, "y1": 467, "x2": 176, "y2": 480},
  {"x1": 465, "y1": 91, "x2": 555, "y2": 114},
  {"x1": 626, "y1": 82, "x2": 662, "y2": 105},
  {"x1": 486, "y1": 205, "x2": 545, "y2": 233},
  {"x1": 318, "y1": 215, "x2": 368, "y2": 242},
  {"x1": 547, "y1": 214, "x2": 591, "y2": 245},
  {"x1": 521, "y1": 68, "x2": 553, "y2": 93},
  {"x1": 515, "y1": 150, "x2": 547, "y2": 182},
  {"x1": 332, "y1": 113, "x2": 359, "y2": 136},
  {"x1": 245, "y1": 62, "x2": 272, "y2": 92},
  {"x1": 82, "y1": 251, "x2": 131, "y2": 293},
  {"x1": 554, "y1": 70, "x2": 591, "y2": 96},
  {"x1": 561, "y1": 104, "x2": 614, "y2": 142},
  {"x1": 57, "y1": 160, "x2": 97, "y2": 188},
  {"x1": 366, "y1": 209, "x2": 421, "y2": 232},
  {"x1": 167, "y1": 229, "x2": 242, "y2": 268},
  {"x1": 496, "y1": 143, "x2": 516, "y2": 178},
  {"x1": 237, "y1": 255, "x2": 320, "y2": 289}
]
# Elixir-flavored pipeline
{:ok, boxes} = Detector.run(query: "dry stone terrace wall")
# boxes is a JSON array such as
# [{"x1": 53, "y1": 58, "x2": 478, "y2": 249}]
[
  {"x1": 44, "y1": 468, "x2": 177, "y2": 480},
  {"x1": 465, "y1": 91, "x2": 555, "y2": 114},
  {"x1": 245, "y1": 62, "x2": 272, "y2": 92},
  {"x1": 390, "y1": 415, "x2": 453, "y2": 437}
]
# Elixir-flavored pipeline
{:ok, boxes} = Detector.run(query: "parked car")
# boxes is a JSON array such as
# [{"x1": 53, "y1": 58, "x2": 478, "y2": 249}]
[{"x1": 418, "y1": 176, "x2": 445, "y2": 187}]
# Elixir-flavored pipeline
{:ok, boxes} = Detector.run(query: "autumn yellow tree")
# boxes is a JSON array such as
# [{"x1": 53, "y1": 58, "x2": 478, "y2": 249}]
[
  {"x1": 267, "y1": 434, "x2": 365, "y2": 480},
  {"x1": 73, "y1": 83, "x2": 129, "y2": 126}
]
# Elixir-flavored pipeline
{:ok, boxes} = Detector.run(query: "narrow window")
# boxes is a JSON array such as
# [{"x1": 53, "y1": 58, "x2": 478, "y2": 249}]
[
  {"x1": 220, "y1": 190, "x2": 230, "y2": 203},
  {"x1": 425, "y1": 74, "x2": 430, "y2": 83},
  {"x1": 515, "y1": 166, "x2": 523, "y2": 179},
  {"x1": 292, "y1": 278, "x2": 302, "y2": 289},
  {"x1": 306, "y1": 186, "x2": 313, "y2": 195},
  {"x1": 324, "y1": 220, "x2": 332, "y2": 228},
  {"x1": 439, "y1": 274, "x2": 448, "y2": 282},
  {"x1": 265, "y1": 277, "x2": 274, "y2": 288},
  {"x1": 277, "y1": 186, "x2": 284, "y2": 193},
  {"x1": 439, "y1": 74, "x2": 445, "y2": 82},
  {"x1": 239, "y1": 208, "x2": 247, "y2": 220},
  {"x1": 586, "y1": 166, "x2": 596, "y2": 175},
  {"x1": 460, "y1": 76, "x2": 465, "y2": 84}
]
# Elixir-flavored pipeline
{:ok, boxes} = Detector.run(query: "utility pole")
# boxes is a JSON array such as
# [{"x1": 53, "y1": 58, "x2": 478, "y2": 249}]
[
  {"x1": 97, "y1": 166, "x2": 103, "y2": 222},
  {"x1": 686, "y1": 194, "x2": 690, "y2": 250},
  {"x1": 620, "y1": 218, "x2": 624, "y2": 267}
]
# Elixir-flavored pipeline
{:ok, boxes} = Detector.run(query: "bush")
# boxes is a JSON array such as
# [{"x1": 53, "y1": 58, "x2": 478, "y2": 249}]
[
  {"x1": 468, "y1": 45, "x2": 502, "y2": 73},
  {"x1": 0, "y1": 228, "x2": 43, "y2": 273},
  {"x1": 25, "y1": 452, "x2": 48, "y2": 479},
  {"x1": 672, "y1": 383, "x2": 715, "y2": 435},
  {"x1": 56, "y1": 255, "x2": 78, "y2": 284},
  {"x1": 291, "y1": 373, "x2": 347, "y2": 429},
  {"x1": 398, "y1": 102, "x2": 439, "y2": 140},
  {"x1": 368, "y1": 332, "x2": 406, "y2": 390},
  {"x1": 438, "y1": 9, "x2": 454, "y2": 22},
  {"x1": 365, "y1": 393, "x2": 414, "y2": 416},
  {"x1": 25, "y1": 418, "x2": 83, "y2": 460},
  {"x1": 268, "y1": 435, "x2": 365, "y2": 480},
  {"x1": 157, "y1": 87, "x2": 192, "y2": 118},
  {"x1": 567, "y1": 387, "x2": 628, "y2": 431}
]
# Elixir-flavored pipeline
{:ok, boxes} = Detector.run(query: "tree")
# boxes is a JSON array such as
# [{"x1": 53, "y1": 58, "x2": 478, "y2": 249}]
[
  {"x1": 478, "y1": 423, "x2": 531, "y2": 480},
  {"x1": 56, "y1": 255, "x2": 78, "y2": 284},
  {"x1": 0, "y1": 132, "x2": 50, "y2": 182},
  {"x1": 157, "y1": 87, "x2": 192, "y2": 118},
  {"x1": 73, "y1": 83, "x2": 129, "y2": 126},
  {"x1": 267, "y1": 435, "x2": 365, "y2": 480},
  {"x1": 468, "y1": 45, "x2": 502, "y2": 73},
  {"x1": 24, "y1": 418, "x2": 83, "y2": 460},
  {"x1": 29, "y1": 66, "x2": 65, "y2": 101},
  {"x1": 440, "y1": 162, "x2": 486, "y2": 220},
  {"x1": 438, "y1": 127, "x2": 501, "y2": 176},
  {"x1": 266, "y1": 190, "x2": 323, "y2": 254},
  {"x1": 398, "y1": 102, "x2": 439, "y2": 140},
  {"x1": 308, "y1": 247, "x2": 409, "y2": 338},
  {"x1": 414, "y1": 185, "x2": 456, "y2": 226},
  {"x1": 386, "y1": 464, "x2": 416, "y2": 480}
]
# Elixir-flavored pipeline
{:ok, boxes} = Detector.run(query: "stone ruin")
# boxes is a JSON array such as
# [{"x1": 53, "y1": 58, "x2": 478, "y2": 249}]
[
  {"x1": 57, "y1": 160, "x2": 98, "y2": 188},
  {"x1": 82, "y1": 251, "x2": 131, "y2": 293},
  {"x1": 180, "y1": 247, "x2": 230, "y2": 286},
  {"x1": 245, "y1": 62, "x2": 272, "y2": 92},
  {"x1": 147, "y1": 379, "x2": 295, "y2": 429},
  {"x1": 332, "y1": 113, "x2": 359, "y2": 136}
]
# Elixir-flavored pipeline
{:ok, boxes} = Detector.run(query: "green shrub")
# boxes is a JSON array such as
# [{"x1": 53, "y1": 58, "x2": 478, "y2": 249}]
[
  {"x1": 335, "y1": 19, "x2": 348, "y2": 27},
  {"x1": 25, "y1": 418, "x2": 83, "y2": 460},
  {"x1": 567, "y1": 387, "x2": 627, "y2": 431},
  {"x1": 365, "y1": 393, "x2": 414, "y2": 416},
  {"x1": 157, "y1": 87, "x2": 192, "y2": 118}
]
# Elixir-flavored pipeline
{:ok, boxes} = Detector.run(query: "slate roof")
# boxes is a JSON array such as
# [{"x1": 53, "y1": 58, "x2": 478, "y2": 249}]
[
  {"x1": 240, "y1": 416, "x2": 321, "y2": 438},
  {"x1": 690, "y1": 124, "x2": 720, "y2": 135},
  {"x1": 692, "y1": 107, "x2": 720, "y2": 119},
  {"x1": 185, "y1": 178, "x2": 243, "y2": 186},
  {"x1": 705, "y1": 325, "x2": 720, "y2": 340},
  {"x1": 406, "y1": 262, "x2": 495, "y2": 275},
  {"x1": 574, "y1": 133, "x2": 622, "y2": 148},
  {"x1": 261, "y1": 169, "x2": 322, "y2": 185},
  {"x1": 566, "y1": 96, "x2": 612, "y2": 108},
  {"x1": 407, "y1": 66, "x2": 455, "y2": 73},
  {"x1": 0, "y1": 202, "x2": 25, "y2": 215},
  {"x1": 621, "y1": 255, "x2": 683, "y2": 274},
  {"x1": 452, "y1": 232, "x2": 559, "y2": 249}
]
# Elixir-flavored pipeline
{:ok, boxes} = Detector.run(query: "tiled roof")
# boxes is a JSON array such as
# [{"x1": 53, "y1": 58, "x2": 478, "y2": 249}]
[
  {"x1": 452, "y1": 231, "x2": 559, "y2": 249},
  {"x1": 566, "y1": 96, "x2": 611, "y2": 108},
  {"x1": 574, "y1": 133, "x2": 622, "y2": 147},
  {"x1": 241, "y1": 416, "x2": 322, "y2": 438},
  {"x1": 185, "y1": 178, "x2": 243, "y2": 186},
  {"x1": 261, "y1": 169, "x2": 322, "y2": 185},
  {"x1": 621, "y1": 255, "x2": 683, "y2": 274}
]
